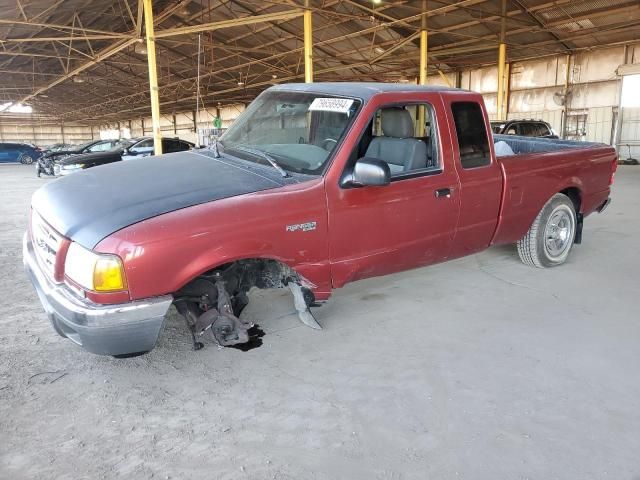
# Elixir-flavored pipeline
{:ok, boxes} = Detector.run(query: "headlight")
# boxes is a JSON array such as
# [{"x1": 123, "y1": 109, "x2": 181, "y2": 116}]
[
  {"x1": 64, "y1": 242, "x2": 127, "y2": 292},
  {"x1": 61, "y1": 163, "x2": 84, "y2": 170}
]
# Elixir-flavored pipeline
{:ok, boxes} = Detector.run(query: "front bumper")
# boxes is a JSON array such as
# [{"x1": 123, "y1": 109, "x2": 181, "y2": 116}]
[
  {"x1": 23, "y1": 232, "x2": 173, "y2": 356},
  {"x1": 57, "y1": 165, "x2": 81, "y2": 176}
]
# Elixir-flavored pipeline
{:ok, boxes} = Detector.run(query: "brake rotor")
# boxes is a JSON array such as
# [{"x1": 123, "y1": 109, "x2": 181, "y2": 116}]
[{"x1": 211, "y1": 314, "x2": 250, "y2": 347}]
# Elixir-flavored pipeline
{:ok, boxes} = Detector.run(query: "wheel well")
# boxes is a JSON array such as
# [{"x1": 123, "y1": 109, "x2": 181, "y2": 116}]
[
  {"x1": 560, "y1": 187, "x2": 581, "y2": 213},
  {"x1": 560, "y1": 187, "x2": 583, "y2": 244},
  {"x1": 175, "y1": 258, "x2": 301, "y2": 301}
]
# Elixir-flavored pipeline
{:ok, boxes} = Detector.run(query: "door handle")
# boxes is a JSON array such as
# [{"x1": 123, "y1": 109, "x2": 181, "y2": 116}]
[{"x1": 434, "y1": 187, "x2": 452, "y2": 198}]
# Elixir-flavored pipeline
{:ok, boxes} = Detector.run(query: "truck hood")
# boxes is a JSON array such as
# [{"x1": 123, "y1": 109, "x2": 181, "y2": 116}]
[{"x1": 32, "y1": 150, "x2": 288, "y2": 248}]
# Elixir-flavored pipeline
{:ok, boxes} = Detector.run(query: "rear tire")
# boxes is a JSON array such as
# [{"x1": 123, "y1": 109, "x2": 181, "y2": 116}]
[{"x1": 517, "y1": 193, "x2": 576, "y2": 268}]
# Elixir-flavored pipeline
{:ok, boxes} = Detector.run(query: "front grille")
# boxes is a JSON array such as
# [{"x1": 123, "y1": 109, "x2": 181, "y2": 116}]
[{"x1": 31, "y1": 211, "x2": 62, "y2": 279}]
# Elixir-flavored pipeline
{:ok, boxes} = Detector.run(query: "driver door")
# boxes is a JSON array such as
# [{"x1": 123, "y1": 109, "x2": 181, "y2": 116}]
[{"x1": 325, "y1": 94, "x2": 460, "y2": 288}]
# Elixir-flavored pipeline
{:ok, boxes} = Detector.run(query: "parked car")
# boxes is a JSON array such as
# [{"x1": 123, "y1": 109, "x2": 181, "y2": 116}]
[
  {"x1": 54, "y1": 150, "x2": 125, "y2": 176},
  {"x1": 42, "y1": 139, "x2": 125, "y2": 163},
  {"x1": 23, "y1": 83, "x2": 616, "y2": 357},
  {"x1": 0, "y1": 142, "x2": 42, "y2": 164},
  {"x1": 49, "y1": 137, "x2": 191, "y2": 176},
  {"x1": 36, "y1": 139, "x2": 137, "y2": 177},
  {"x1": 491, "y1": 119, "x2": 558, "y2": 138},
  {"x1": 122, "y1": 137, "x2": 194, "y2": 159}
]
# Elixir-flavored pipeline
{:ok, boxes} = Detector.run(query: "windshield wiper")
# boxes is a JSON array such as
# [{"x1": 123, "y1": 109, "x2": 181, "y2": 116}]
[{"x1": 227, "y1": 144, "x2": 290, "y2": 178}]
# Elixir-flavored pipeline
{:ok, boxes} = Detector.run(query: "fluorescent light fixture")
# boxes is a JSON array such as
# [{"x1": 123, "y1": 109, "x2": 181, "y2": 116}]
[
  {"x1": 134, "y1": 41, "x2": 147, "y2": 55},
  {"x1": 0, "y1": 102, "x2": 32, "y2": 113}
]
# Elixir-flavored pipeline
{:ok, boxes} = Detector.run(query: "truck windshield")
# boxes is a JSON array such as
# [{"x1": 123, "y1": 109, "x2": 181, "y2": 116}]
[{"x1": 220, "y1": 91, "x2": 361, "y2": 176}]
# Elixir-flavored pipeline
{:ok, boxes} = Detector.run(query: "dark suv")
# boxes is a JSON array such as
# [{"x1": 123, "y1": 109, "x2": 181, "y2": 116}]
[{"x1": 491, "y1": 120, "x2": 558, "y2": 138}]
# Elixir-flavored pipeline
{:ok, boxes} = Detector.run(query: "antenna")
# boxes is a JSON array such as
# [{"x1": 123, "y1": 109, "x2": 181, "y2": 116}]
[{"x1": 195, "y1": 33, "x2": 201, "y2": 147}]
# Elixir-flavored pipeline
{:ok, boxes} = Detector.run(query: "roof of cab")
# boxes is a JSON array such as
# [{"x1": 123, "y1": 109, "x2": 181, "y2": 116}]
[{"x1": 268, "y1": 82, "x2": 464, "y2": 101}]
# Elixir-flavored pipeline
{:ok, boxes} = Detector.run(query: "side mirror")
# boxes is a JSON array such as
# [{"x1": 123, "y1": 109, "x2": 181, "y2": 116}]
[
  {"x1": 341, "y1": 157, "x2": 391, "y2": 188},
  {"x1": 122, "y1": 148, "x2": 129, "y2": 155}
]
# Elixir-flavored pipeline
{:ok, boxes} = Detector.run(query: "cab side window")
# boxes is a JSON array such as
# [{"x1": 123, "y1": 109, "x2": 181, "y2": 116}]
[
  {"x1": 363, "y1": 103, "x2": 440, "y2": 177},
  {"x1": 451, "y1": 102, "x2": 491, "y2": 168},
  {"x1": 535, "y1": 123, "x2": 551, "y2": 136},
  {"x1": 163, "y1": 139, "x2": 188, "y2": 153},
  {"x1": 88, "y1": 142, "x2": 110, "y2": 152},
  {"x1": 162, "y1": 139, "x2": 177, "y2": 153}
]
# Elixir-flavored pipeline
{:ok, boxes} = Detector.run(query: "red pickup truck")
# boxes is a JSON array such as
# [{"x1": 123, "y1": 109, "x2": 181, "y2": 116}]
[{"x1": 23, "y1": 83, "x2": 616, "y2": 356}]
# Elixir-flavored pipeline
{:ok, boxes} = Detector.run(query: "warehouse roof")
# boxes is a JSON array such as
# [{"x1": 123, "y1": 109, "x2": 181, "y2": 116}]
[{"x1": 1, "y1": 0, "x2": 638, "y2": 123}]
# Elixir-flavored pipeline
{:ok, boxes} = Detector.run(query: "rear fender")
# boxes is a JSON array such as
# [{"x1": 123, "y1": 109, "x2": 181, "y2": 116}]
[{"x1": 492, "y1": 177, "x2": 584, "y2": 245}]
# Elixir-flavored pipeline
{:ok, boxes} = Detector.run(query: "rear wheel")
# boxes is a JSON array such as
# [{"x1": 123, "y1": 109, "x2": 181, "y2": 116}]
[{"x1": 517, "y1": 193, "x2": 576, "y2": 268}]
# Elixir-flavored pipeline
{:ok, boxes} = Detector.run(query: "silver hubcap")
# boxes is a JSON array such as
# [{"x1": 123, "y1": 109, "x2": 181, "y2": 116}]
[{"x1": 544, "y1": 207, "x2": 574, "y2": 258}]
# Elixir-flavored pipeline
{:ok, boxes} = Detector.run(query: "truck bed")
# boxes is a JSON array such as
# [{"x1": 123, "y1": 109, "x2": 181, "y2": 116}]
[
  {"x1": 491, "y1": 135, "x2": 616, "y2": 245},
  {"x1": 494, "y1": 133, "x2": 604, "y2": 155}
]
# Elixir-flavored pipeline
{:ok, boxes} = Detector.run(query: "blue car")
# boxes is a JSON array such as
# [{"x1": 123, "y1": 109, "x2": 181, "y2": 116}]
[{"x1": 0, "y1": 142, "x2": 42, "y2": 164}]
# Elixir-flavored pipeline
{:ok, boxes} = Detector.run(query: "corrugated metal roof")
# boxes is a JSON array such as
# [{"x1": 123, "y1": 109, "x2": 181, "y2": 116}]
[{"x1": 0, "y1": 0, "x2": 638, "y2": 121}]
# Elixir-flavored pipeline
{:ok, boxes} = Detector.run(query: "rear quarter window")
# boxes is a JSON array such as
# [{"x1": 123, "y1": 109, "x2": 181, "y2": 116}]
[{"x1": 451, "y1": 102, "x2": 491, "y2": 168}]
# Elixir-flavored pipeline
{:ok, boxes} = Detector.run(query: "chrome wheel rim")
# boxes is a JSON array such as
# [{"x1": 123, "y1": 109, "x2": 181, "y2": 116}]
[{"x1": 544, "y1": 207, "x2": 574, "y2": 258}]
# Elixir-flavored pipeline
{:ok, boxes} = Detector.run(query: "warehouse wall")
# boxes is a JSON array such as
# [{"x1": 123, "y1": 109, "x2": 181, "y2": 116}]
[
  {"x1": 0, "y1": 119, "x2": 96, "y2": 146},
  {"x1": 455, "y1": 43, "x2": 640, "y2": 151},
  {"x1": 102, "y1": 104, "x2": 246, "y2": 144}
]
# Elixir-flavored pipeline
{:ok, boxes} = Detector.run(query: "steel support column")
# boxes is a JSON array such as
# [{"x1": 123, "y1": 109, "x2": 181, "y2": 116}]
[
  {"x1": 143, "y1": 0, "x2": 162, "y2": 155},
  {"x1": 561, "y1": 54, "x2": 571, "y2": 138},
  {"x1": 417, "y1": 0, "x2": 428, "y2": 136},
  {"x1": 502, "y1": 62, "x2": 510, "y2": 120},
  {"x1": 304, "y1": 0, "x2": 313, "y2": 83},
  {"x1": 419, "y1": 0, "x2": 428, "y2": 85},
  {"x1": 496, "y1": 0, "x2": 507, "y2": 120}
]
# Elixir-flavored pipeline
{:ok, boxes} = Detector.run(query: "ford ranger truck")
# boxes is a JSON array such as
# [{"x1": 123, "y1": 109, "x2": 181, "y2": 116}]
[{"x1": 23, "y1": 83, "x2": 616, "y2": 357}]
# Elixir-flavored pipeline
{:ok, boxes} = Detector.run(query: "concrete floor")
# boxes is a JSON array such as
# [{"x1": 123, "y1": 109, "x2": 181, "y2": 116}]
[{"x1": 0, "y1": 163, "x2": 639, "y2": 480}]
